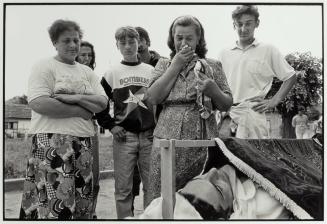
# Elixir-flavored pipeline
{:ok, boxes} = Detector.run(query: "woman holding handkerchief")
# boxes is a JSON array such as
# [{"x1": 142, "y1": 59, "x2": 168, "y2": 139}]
[{"x1": 145, "y1": 15, "x2": 233, "y2": 206}]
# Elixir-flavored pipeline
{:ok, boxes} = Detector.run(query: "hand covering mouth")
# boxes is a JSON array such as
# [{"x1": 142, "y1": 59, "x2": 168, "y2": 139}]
[{"x1": 179, "y1": 44, "x2": 190, "y2": 51}]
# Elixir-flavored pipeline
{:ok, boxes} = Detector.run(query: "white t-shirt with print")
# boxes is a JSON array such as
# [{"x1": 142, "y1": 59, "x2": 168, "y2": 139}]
[{"x1": 27, "y1": 57, "x2": 107, "y2": 137}]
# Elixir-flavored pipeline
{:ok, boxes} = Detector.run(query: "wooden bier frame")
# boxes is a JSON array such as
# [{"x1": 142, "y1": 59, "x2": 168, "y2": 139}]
[{"x1": 153, "y1": 139, "x2": 217, "y2": 219}]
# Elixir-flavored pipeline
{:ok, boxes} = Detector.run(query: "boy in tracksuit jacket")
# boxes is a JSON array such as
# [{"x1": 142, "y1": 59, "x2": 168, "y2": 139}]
[{"x1": 96, "y1": 26, "x2": 155, "y2": 219}]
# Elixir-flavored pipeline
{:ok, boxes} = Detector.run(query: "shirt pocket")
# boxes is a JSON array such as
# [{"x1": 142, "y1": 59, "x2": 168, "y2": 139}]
[
  {"x1": 247, "y1": 59, "x2": 274, "y2": 89},
  {"x1": 247, "y1": 59, "x2": 263, "y2": 75}
]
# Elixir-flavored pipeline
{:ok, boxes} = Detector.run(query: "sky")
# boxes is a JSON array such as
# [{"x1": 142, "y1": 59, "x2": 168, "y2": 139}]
[{"x1": 3, "y1": 2, "x2": 323, "y2": 100}]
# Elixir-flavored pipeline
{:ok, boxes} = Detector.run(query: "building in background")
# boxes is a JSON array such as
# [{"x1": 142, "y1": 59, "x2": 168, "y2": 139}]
[{"x1": 4, "y1": 104, "x2": 31, "y2": 138}]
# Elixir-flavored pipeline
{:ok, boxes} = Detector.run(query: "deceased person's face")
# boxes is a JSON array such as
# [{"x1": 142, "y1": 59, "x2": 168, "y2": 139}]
[{"x1": 179, "y1": 166, "x2": 234, "y2": 217}]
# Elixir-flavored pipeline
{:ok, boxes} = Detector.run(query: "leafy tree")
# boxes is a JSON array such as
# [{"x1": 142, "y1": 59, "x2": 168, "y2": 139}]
[
  {"x1": 6, "y1": 94, "x2": 28, "y2": 104},
  {"x1": 266, "y1": 52, "x2": 322, "y2": 138}
]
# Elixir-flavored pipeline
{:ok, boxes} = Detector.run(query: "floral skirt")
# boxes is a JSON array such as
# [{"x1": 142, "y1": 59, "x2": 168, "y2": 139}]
[{"x1": 19, "y1": 133, "x2": 94, "y2": 219}]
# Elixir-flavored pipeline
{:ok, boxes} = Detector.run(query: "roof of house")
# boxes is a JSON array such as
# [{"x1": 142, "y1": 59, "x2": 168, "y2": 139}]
[{"x1": 5, "y1": 103, "x2": 31, "y2": 119}]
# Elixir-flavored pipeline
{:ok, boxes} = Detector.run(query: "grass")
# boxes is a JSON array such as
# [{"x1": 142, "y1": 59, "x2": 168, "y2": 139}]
[
  {"x1": 98, "y1": 135, "x2": 114, "y2": 171},
  {"x1": 4, "y1": 135, "x2": 114, "y2": 179}
]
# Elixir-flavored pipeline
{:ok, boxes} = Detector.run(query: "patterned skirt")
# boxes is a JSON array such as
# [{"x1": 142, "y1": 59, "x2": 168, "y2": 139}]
[{"x1": 19, "y1": 133, "x2": 95, "y2": 219}]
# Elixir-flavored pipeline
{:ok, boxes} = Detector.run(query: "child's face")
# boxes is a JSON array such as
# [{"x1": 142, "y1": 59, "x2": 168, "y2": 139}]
[{"x1": 117, "y1": 36, "x2": 139, "y2": 62}]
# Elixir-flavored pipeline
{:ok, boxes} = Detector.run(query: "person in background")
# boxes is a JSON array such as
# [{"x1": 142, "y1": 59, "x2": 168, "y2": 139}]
[
  {"x1": 96, "y1": 26, "x2": 155, "y2": 218},
  {"x1": 77, "y1": 41, "x2": 96, "y2": 69},
  {"x1": 135, "y1": 26, "x2": 161, "y2": 67},
  {"x1": 292, "y1": 107, "x2": 309, "y2": 139},
  {"x1": 218, "y1": 5, "x2": 296, "y2": 139},
  {"x1": 145, "y1": 15, "x2": 233, "y2": 206},
  {"x1": 127, "y1": 26, "x2": 163, "y2": 213},
  {"x1": 312, "y1": 114, "x2": 323, "y2": 146},
  {"x1": 75, "y1": 40, "x2": 99, "y2": 219},
  {"x1": 19, "y1": 19, "x2": 107, "y2": 219}
]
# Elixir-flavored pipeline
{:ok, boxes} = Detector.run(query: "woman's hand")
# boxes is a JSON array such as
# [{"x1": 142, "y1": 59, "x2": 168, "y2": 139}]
[
  {"x1": 196, "y1": 78, "x2": 233, "y2": 111},
  {"x1": 171, "y1": 45, "x2": 195, "y2": 70},
  {"x1": 197, "y1": 79, "x2": 219, "y2": 98},
  {"x1": 52, "y1": 94, "x2": 81, "y2": 104}
]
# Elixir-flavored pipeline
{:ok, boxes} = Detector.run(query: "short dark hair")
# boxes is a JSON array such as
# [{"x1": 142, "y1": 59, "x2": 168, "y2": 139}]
[
  {"x1": 135, "y1": 26, "x2": 151, "y2": 46},
  {"x1": 179, "y1": 192, "x2": 228, "y2": 220},
  {"x1": 232, "y1": 5, "x2": 260, "y2": 21},
  {"x1": 298, "y1": 106, "x2": 305, "y2": 111},
  {"x1": 48, "y1": 19, "x2": 83, "y2": 43},
  {"x1": 115, "y1": 26, "x2": 139, "y2": 41},
  {"x1": 167, "y1": 15, "x2": 207, "y2": 59},
  {"x1": 76, "y1": 41, "x2": 96, "y2": 70}
]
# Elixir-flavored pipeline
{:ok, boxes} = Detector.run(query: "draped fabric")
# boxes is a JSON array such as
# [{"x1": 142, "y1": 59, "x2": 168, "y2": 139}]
[
  {"x1": 228, "y1": 102, "x2": 269, "y2": 138},
  {"x1": 206, "y1": 138, "x2": 322, "y2": 220}
]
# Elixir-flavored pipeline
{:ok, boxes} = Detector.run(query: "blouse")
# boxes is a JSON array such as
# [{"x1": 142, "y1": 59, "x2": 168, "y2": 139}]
[{"x1": 150, "y1": 56, "x2": 232, "y2": 140}]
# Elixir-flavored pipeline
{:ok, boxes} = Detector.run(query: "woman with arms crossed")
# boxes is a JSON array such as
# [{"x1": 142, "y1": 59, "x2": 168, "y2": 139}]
[{"x1": 19, "y1": 20, "x2": 107, "y2": 219}]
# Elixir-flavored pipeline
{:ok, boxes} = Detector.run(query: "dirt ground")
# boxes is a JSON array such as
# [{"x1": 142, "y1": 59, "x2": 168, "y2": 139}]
[{"x1": 4, "y1": 177, "x2": 144, "y2": 220}]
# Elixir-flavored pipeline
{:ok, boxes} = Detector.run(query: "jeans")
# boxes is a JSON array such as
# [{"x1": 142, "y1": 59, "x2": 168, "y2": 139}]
[
  {"x1": 131, "y1": 165, "x2": 141, "y2": 212},
  {"x1": 113, "y1": 129, "x2": 153, "y2": 218}
]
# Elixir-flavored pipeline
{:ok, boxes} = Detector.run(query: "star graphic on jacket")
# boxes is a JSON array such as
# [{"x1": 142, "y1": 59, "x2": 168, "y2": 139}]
[{"x1": 123, "y1": 90, "x2": 148, "y2": 109}]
